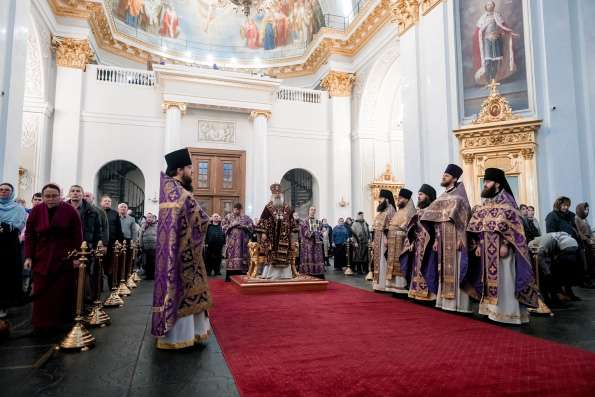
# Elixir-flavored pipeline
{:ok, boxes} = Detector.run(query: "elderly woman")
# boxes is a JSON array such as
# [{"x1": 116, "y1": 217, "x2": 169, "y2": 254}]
[
  {"x1": 0, "y1": 183, "x2": 27, "y2": 319},
  {"x1": 24, "y1": 183, "x2": 82, "y2": 332}
]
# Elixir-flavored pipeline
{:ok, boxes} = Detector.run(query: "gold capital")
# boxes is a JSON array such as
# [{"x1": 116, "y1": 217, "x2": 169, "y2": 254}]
[
  {"x1": 161, "y1": 101, "x2": 187, "y2": 115},
  {"x1": 390, "y1": 0, "x2": 420, "y2": 35},
  {"x1": 249, "y1": 110, "x2": 272, "y2": 121},
  {"x1": 52, "y1": 37, "x2": 94, "y2": 70},
  {"x1": 320, "y1": 71, "x2": 356, "y2": 97}
]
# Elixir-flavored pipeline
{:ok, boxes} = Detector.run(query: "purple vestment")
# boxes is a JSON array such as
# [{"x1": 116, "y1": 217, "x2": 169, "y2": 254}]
[
  {"x1": 222, "y1": 213, "x2": 254, "y2": 271},
  {"x1": 400, "y1": 209, "x2": 439, "y2": 300},
  {"x1": 298, "y1": 218, "x2": 325, "y2": 276},
  {"x1": 466, "y1": 190, "x2": 539, "y2": 308},
  {"x1": 152, "y1": 173, "x2": 211, "y2": 337}
]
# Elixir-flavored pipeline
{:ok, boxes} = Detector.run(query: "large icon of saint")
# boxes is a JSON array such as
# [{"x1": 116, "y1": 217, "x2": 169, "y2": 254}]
[{"x1": 473, "y1": 1, "x2": 520, "y2": 85}]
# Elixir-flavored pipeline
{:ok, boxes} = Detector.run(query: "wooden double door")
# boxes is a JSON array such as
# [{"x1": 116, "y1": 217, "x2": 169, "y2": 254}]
[{"x1": 189, "y1": 148, "x2": 246, "y2": 217}]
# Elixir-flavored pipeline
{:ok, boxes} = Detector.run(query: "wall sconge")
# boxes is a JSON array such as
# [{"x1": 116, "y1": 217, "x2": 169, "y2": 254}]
[
  {"x1": 150, "y1": 191, "x2": 158, "y2": 204},
  {"x1": 338, "y1": 196, "x2": 349, "y2": 208}
]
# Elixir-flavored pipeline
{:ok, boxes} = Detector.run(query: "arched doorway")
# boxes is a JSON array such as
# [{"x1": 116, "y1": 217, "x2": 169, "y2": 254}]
[
  {"x1": 280, "y1": 169, "x2": 318, "y2": 218},
  {"x1": 96, "y1": 160, "x2": 145, "y2": 219}
]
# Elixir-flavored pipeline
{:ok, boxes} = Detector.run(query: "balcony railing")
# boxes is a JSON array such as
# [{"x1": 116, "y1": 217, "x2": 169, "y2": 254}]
[
  {"x1": 276, "y1": 87, "x2": 322, "y2": 104},
  {"x1": 95, "y1": 65, "x2": 156, "y2": 87}
]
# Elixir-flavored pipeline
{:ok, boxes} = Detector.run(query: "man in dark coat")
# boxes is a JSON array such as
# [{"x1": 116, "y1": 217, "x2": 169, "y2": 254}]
[
  {"x1": 100, "y1": 195, "x2": 124, "y2": 288},
  {"x1": 205, "y1": 213, "x2": 226, "y2": 276},
  {"x1": 67, "y1": 185, "x2": 103, "y2": 301}
]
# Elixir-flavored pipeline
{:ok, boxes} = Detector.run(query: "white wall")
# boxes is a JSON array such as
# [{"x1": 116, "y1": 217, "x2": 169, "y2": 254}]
[{"x1": 74, "y1": 65, "x2": 336, "y2": 219}]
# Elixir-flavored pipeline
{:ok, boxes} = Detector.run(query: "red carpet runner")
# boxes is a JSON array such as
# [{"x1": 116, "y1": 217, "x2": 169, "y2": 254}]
[{"x1": 209, "y1": 280, "x2": 595, "y2": 397}]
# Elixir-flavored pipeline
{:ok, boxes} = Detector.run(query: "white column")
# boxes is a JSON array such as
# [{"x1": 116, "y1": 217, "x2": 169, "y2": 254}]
[
  {"x1": 50, "y1": 66, "x2": 83, "y2": 188},
  {"x1": 0, "y1": 0, "x2": 31, "y2": 185},
  {"x1": 162, "y1": 101, "x2": 186, "y2": 153},
  {"x1": 321, "y1": 71, "x2": 355, "y2": 222},
  {"x1": 250, "y1": 110, "x2": 271, "y2": 215},
  {"x1": 49, "y1": 38, "x2": 93, "y2": 189}
]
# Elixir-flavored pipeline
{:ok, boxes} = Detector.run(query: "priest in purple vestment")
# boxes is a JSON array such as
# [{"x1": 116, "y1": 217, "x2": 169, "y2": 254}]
[
  {"x1": 152, "y1": 148, "x2": 212, "y2": 349},
  {"x1": 421, "y1": 164, "x2": 472, "y2": 313},
  {"x1": 400, "y1": 184, "x2": 439, "y2": 301},
  {"x1": 466, "y1": 168, "x2": 539, "y2": 324},
  {"x1": 222, "y1": 203, "x2": 254, "y2": 281},
  {"x1": 298, "y1": 206, "x2": 325, "y2": 278}
]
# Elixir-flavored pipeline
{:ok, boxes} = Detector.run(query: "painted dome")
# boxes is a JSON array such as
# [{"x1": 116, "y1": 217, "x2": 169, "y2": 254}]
[{"x1": 108, "y1": 0, "x2": 328, "y2": 63}]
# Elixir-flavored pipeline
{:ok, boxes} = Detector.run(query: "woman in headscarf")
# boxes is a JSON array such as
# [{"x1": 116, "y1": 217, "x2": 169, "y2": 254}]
[
  {"x1": 24, "y1": 183, "x2": 82, "y2": 333},
  {"x1": 0, "y1": 183, "x2": 27, "y2": 319}
]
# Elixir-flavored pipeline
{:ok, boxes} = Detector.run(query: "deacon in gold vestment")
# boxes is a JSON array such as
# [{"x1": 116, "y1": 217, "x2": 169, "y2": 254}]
[
  {"x1": 372, "y1": 190, "x2": 396, "y2": 292},
  {"x1": 385, "y1": 188, "x2": 416, "y2": 293},
  {"x1": 420, "y1": 164, "x2": 472, "y2": 313}
]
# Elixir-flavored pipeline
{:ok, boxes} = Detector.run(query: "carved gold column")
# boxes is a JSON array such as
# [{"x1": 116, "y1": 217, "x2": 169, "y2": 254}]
[
  {"x1": 454, "y1": 82, "x2": 542, "y2": 212},
  {"x1": 52, "y1": 37, "x2": 94, "y2": 70}
]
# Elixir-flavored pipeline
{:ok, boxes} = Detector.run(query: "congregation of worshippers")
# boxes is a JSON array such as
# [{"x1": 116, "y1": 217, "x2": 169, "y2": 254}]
[{"x1": 1, "y1": 161, "x2": 594, "y2": 341}]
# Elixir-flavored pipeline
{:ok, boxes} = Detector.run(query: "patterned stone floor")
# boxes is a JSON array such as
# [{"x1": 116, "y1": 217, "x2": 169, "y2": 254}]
[{"x1": 1, "y1": 267, "x2": 594, "y2": 397}]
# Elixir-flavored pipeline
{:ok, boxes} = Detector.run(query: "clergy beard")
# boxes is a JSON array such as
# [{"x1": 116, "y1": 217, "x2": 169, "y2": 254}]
[
  {"x1": 417, "y1": 198, "x2": 430, "y2": 209},
  {"x1": 377, "y1": 200, "x2": 388, "y2": 212},
  {"x1": 397, "y1": 201, "x2": 407, "y2": 209},
  {"x1": 180, "y1": 175, "x2": 193, "y2": 192},
  {"x1": 481, "y1": 185, "x2": 499, "y2": 198},
  {"x1": 272, "y1": 196, "x2": 284, "y2": 208}
]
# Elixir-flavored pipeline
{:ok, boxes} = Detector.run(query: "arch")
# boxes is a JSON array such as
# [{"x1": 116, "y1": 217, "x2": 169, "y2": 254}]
[
  {"x1": 352, "y1": 40, "x2": 403, "y2": 216},
  {"x1": 95, "y1": 160, "x2": 146, "y2": 219},
  {"x1": 280, "y1": 168, "x2": 320, "y2": 218}
]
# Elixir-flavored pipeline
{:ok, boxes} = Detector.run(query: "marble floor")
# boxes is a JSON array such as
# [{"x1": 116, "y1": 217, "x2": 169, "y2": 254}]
[{"x1": 1, "y1": 268, "x2": 594, "y2": 397}]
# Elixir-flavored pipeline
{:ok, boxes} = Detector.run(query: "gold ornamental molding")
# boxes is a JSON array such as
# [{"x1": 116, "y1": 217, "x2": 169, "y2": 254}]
[
  {"x1": 48, "y1": 0, "x2": 392, "y2": 79},
  {"x1": 52, "y1": 36, "x2": 95, "y2": 70},
  {"x1": 369, "y1": 164, "x2": 404, "y2": 215},
  {"x1": 421, "y1": 0, "x2": 445, "y2": 15},
  {"x1": 161, "y1": 101, "x2": 187, "y2": 115},
  {"x1": 249, "y1": 110, "x2": 272, "y2": 121},
  {"x1": 472, "y1": 80, "x2": 519, "y2": 124},
  {"x1": 389, "y1": 0, "x2": 445, "y2": 36},
  {"x1": 390, "y1": 0, "x2": 419, "y2": 35},
  {"x1": 320, "y1": 71, "x2": 356, "y2": 97},
  {"x1": 454, "y1": 84, "x2": 542, "y2": 208}
]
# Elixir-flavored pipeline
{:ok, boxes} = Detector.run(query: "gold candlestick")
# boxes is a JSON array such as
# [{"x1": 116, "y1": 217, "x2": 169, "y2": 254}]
[
  {"x1": 528, "y1": 252, "x2": 554, "y2": 317},
  {"x1": 84, "y1": 241, "x2": 111, "y2": 327},
  {"x1": 344, "y1": 238, "x2": 354, "y2": 276},
  {"x1": 104, "y1": 241, "x2": 125, "y2": 308},
  {"x1": 365, "y1": 244, "x2": 374, "y2": 281},
  {"x1": 132, "y1": 239, "x2": 142, "y2": 283},
  {"x1": 126, "y1": 240, "x2": 138, "y2": 289},
  {"x1": 290, "y1": 241, "x2": 299, "y2": 278},
  {"x1": 117, "y1": 240, "x2": 132, "y2": 296},
  {"x1": 59, "y1": 242, "x2": 96, "y2": 352}
]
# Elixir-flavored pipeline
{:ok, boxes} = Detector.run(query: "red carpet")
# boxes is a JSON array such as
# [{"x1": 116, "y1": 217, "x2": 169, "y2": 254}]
[{"x1": 209, "y1": 280, "x2": 595, "y2": 397}]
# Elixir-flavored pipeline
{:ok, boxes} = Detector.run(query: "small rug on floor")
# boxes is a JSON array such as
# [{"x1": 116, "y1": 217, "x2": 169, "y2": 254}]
[{"x1": 208, "y1": 279, "x2": 595, "y2": 397}]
